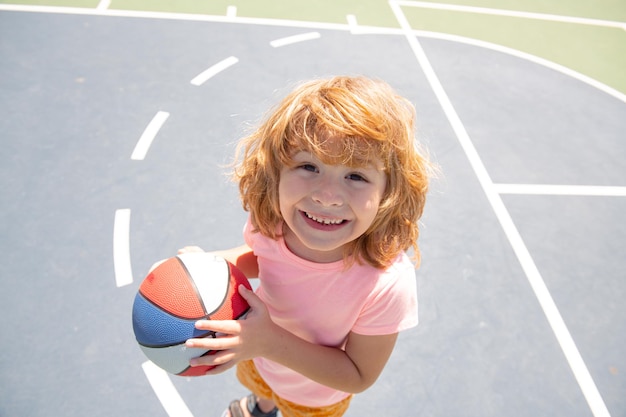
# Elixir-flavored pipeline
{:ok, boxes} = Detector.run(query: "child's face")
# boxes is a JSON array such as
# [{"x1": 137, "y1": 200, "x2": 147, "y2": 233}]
[{"x1": 278, "y1": 150, "x2": 387, "y2": 263}]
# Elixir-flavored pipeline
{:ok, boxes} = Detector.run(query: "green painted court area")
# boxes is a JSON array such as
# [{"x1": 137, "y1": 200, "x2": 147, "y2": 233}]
[{"x1": 1, "y1": 0, "x2": 625, "y2": 93}]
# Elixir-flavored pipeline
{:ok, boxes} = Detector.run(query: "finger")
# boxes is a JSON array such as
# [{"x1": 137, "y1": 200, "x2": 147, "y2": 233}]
[
  {"x1": 238, "y1": 285, "x2": 263, "y2": 308},
  {"x1": 190, "y1": 349, "x2": 236, "y2": 368},
  {"x1": 185, "y1": 337, "x2": 218, "y2": 350},
  {"x1": 202, "y1": 360, "x2": 237, "y2": 375},
  {"x1": 194, "y1": 319, "x2": 241, "y2": 333},
  {"x1": 186, "y1": 334, "x2": 237, "y2": 350}
]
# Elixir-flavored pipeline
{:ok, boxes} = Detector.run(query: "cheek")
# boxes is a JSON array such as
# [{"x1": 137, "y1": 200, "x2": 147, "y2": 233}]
[
  {"x1": 361, "y1": 190, "x2": 386, "y2": 223},
  {"x1": 278, "y1": 176, "x2": 296, "y2": 211},
  {"x1": 367, "y1": 200, "x2": 383, "y2": 222},
  {"x1": 352, "y1": 195, "x2": 381, "y2": 226}
]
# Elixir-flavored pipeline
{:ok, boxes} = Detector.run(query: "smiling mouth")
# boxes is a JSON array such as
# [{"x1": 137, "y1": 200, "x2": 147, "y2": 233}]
[{"x1": 303, "y1": 211, "x2": 346, "y2": 225}]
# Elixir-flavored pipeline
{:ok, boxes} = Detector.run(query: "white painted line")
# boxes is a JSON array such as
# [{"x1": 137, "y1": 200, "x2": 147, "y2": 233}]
[
  {"x1": 190, "y1": 56, "x2": 239, "y2": 86},
  {"x1": 389, "y1": 2, "x2": 612, "y2": 417},
  {"x1": 226, "y1": 5, "x2": 237, "y2": 18},
  {"x1": 396, "y1": 0, "x2": 626, "y2": 29},
  {"x1": 4, "y1": 3, "x2": 625, "y2": 33},
  {"x1": 346, "y1": 14, "x2": 358, "y2": 31},
  {"x1": 0, "y1": 4, "x2": 378, "y2": 32},
  {"x1": 270, "y1": 32, "x2": 321, "y2": 47},
  {"x1": 142, "y1": 361, "x2": 194, "y2": 417},
  {"x1": 113, "y1": 209, "x2": 133, "y2": 287},
  {"x1": 2, "y1": 4, "x2": 623, "y2": 102},
  {"x1": 96, "y1": 0, "x2": 110, "y2": 11},
  {"x1": 494, "y1": 183, "x2": 626, "y2": 197},
  {"x1": 131, "y1": 111, "x2": 170, "y2": 160},
  {"x1": 345, "y1": 13, "x2": 384, "y2": 35}
]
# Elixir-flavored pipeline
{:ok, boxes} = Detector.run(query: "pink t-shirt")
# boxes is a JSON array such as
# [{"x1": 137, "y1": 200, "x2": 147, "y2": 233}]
[{"x1": 244, "y1": 219, "x2": 418, "y2": 407}]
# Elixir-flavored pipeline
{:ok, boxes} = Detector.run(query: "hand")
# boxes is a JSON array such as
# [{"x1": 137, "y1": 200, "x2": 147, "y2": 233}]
[{"x1": 185, "y1": 285, "x2": 277, "y2": 375}]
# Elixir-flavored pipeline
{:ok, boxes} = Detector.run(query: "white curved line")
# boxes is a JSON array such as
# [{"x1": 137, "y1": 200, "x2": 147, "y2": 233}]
[
  {"x1": 270, "y1": 32, "x2": 321, "y2": 47},
  {"x1": 132, "y1": 111, "x2": 170, "y2": 160},
  {"x1": 190, "y1": 56, "x2": 239, "y2": 86},
  {"x1": 2, "y1": 4, "x2": 623, "y2": 103},
  {"x1": 142, "y1": 361, "x2": 194, "y2": 417},
  {"x1": 414, "y1": 31, "x2": 626, "y2": 104},
  {"x1": 390, "y1": 2, "x2": 612, "y2": 417},
  {"x1": 113, "y1": 209, "x2": 133, "y2": 287},
  {"x1": 396, "y1": 1, "x2": 626, "y2": 30}
]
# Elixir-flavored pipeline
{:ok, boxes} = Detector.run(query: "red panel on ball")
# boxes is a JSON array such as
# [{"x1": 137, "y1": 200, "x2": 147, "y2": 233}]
[
  {"x1": 178, "y1": 362, "x2": 216, "y2": 377},
  {"x1": 139, "y1": 257, "x2": 205, "y2": 319}
]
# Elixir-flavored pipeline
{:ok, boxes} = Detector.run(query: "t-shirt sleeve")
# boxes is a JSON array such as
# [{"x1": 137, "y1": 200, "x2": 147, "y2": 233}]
[{"x1": 351, "y1": 259, "x2": 418, "y2": 335}]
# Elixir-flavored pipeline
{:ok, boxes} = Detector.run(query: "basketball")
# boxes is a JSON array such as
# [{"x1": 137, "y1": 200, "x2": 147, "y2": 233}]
[{"x1": 132, "y1": 252, "x2": 252, "y2": 376}]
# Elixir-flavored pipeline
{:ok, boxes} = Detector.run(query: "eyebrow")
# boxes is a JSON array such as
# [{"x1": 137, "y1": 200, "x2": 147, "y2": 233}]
[{"x1": 291, "y1": 151, "x2": 385, "y2": 172}]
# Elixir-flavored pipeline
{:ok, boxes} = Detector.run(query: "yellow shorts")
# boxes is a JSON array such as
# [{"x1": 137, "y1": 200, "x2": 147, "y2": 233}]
[{"x1": 236, "y1": 360, "x2": 352, "y2": 417}]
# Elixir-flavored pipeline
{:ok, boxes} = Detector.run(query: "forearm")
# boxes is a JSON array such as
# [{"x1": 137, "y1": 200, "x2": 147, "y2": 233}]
[{"x1": 261, "y1": 325, "x2": 376, "y2": 394}]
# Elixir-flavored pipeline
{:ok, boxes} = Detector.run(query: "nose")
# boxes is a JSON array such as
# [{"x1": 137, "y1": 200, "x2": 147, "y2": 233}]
[{"x1": 311, "y1": 177, "x2": 344, "y2": 207}]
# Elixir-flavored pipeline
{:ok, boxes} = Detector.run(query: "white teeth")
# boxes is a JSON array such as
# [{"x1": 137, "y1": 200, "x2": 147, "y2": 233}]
[{"x1": 305, "y1": 212, "x2": 344, "y2": 225}]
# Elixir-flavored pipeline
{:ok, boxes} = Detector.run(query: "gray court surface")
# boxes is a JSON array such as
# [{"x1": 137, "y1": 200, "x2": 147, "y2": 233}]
[{"x1": 1, "y1": 8, "x2": 625, "y2": 417}]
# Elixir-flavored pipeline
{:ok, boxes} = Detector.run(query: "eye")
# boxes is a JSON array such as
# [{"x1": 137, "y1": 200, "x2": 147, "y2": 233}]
[
  {"x1": 346, "y1": 172, "x2": 368, "y2": 182},
  {"x1": 299, "y1": 163, "x2": 318, "y2": 172}
]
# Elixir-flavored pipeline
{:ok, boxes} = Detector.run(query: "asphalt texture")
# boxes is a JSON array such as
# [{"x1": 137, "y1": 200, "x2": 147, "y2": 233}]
[{"x1": 1, "y1": 8, "x2": 624, "y2": 417}]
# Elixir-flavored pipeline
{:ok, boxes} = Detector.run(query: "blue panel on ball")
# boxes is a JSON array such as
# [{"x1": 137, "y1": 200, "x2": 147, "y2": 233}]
[{"x1": 132, "y1": 293, "x2": 210, "y2": 347}]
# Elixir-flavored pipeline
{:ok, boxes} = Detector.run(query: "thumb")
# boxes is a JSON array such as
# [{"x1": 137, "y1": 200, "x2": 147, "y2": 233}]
[{"x1": 238, "y1": 284, "x2": 262, "y2": 308}]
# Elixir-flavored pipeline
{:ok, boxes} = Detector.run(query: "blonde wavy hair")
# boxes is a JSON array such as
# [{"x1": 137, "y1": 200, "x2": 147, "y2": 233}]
[{"x1": 233, "y1": 76, "x2": 432, "y2": 269}]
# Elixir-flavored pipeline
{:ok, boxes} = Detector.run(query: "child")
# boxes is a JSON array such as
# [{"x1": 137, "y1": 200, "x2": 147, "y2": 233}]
[{"x1": 182, "y1": 76, "x2": 432, "y2": 417}]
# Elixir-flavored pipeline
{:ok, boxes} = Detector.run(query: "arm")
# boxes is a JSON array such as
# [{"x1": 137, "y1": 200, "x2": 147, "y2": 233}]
[
  {"x1": 263, "y1": 321, "x2": 398, "y2": 393},
  {"x1": 186, "y1": 286, "x2": 398, "y2": 394},
  {"x1": 210, "y1": 244, "x2": 258, "y2": 279}
]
